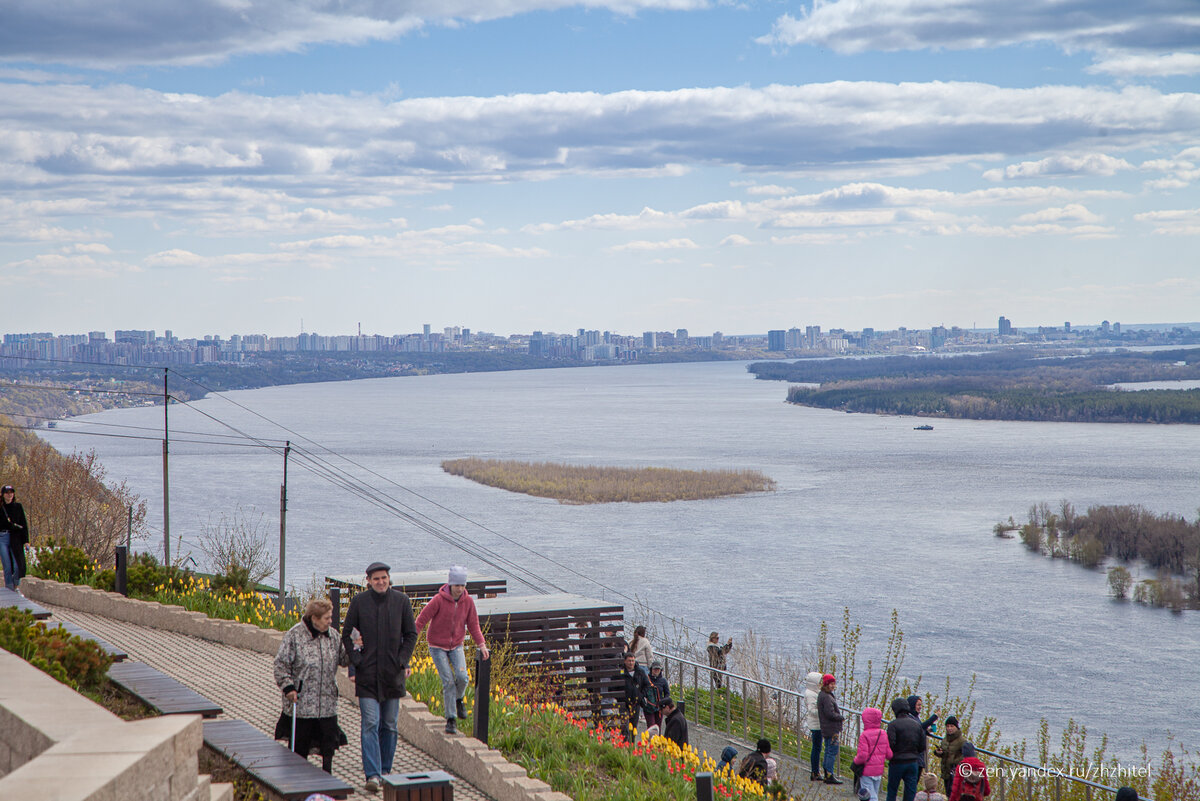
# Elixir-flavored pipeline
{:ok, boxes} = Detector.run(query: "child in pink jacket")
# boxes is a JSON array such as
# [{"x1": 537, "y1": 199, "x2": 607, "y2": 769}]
[{"x1": 854, "y1": 707, "x2": 893, "y2": 801}]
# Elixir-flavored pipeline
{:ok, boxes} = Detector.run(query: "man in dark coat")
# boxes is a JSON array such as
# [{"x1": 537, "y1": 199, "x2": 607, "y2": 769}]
[
  {"x1": 887, "y1": 697, "x2": 927, "y2": 801},
  {"x1": 617, "y1": 652, "x2": 649, "y2": 734},
  {"x1": 342, "y1": 562, "x2": 418, "y2": 795},
  {"x1": 661, "y1": 697, "x2": 688, "y2": 746}
]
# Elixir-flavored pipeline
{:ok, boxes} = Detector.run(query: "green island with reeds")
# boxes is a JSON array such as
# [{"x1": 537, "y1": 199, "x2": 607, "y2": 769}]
[{"x1": 441, "y1": 458, "x2": 776, "y2": 503}]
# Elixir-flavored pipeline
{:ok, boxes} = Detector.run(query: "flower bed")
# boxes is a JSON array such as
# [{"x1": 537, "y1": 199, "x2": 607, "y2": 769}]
[{"x1": 406, "y1": 655, "x2": 788, "y2": 801}]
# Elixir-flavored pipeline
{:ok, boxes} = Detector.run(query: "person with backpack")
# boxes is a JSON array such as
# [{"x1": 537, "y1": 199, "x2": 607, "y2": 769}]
[
  {"x1": 642, "y1": 661, "x2": 669, "y2": 729},
  {"x1": 887, "y1": 697, "x2": 926, "y2": 801},
  {"x1": 949, "y1": 757, "x2": 990, "y2": 801},
  {"x1": 738, "y1": 739, "x2": 772, "y2": 784},
  {"x1": 852, "y1": 707, "x2": 893, "y2": 801},
  {"x1": 818, "y1": 674, "x2": 845, "y2": 784},
  {"x1": 933, "y1": 716, "x2": 965, "y2": 794},
  {"x1": 716, "y1": 745, "x2": 739, "y2": 775}
]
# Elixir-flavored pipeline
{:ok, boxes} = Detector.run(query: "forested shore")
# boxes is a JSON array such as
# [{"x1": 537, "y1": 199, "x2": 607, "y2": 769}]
[
  {"x1": 1002, "y1": 501, "x2": 1200, "y2": 610},
  {"x1": 750, "y1": 349, "x2": 1200, "y2": 423}
]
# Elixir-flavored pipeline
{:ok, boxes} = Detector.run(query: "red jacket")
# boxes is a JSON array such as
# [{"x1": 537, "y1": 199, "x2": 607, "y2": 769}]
[
  {"x1": 950, "y1": 757, "x2": 991, "y2": 801},
  {"x1": 415, "y1": 584, "x2": 486, "y2": 651}
]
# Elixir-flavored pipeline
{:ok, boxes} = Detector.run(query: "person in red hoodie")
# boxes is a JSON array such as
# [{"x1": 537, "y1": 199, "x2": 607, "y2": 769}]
[
  {"x1": 415, "y1": 565, "x2": 490, "y2": 734},
  {"x1": 853, "y1": 707, "x2": 893, "y2": 801},
  {"x1": 950, "y1": 757, "x2": 991, "y2": 801}
]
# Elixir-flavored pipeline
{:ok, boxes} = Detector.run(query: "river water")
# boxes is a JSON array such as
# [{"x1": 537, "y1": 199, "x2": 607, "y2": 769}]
[{"x1": 40, "y1": 361, "x2": 1199, "y2": 758}]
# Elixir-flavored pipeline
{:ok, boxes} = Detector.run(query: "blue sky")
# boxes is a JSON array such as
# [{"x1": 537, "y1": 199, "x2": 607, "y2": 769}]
[{"x1": 3, "y1": 0, "x2": 1199, "y2": 337}]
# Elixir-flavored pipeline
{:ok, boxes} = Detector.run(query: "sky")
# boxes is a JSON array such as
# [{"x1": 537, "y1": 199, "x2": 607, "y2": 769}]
[{"x1": 3, "y1": 0, "x2": 1200, "y2": 338}]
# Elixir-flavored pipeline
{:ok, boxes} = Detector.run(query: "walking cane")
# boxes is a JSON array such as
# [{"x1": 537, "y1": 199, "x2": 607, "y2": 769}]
[{"x1": 290, "y1": 681, "x2": 302, "y2": 752}]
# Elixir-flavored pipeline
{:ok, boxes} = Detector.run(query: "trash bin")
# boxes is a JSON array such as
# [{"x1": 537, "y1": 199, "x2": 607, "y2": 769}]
[{"x1": 381, "y1": 770, "x2": 454, "y2": 801}]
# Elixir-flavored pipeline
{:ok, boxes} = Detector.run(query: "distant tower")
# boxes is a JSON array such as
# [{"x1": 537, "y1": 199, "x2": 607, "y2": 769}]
[
  {"x1": 998, "y1": 316, "x2": 1013, "y2": 336},
  {"x1": 358, "y1": 322, "x2": 361, "y2": 336},
  {"x1": 423, "y1": 323, "x2": 431, "y2": 337}
]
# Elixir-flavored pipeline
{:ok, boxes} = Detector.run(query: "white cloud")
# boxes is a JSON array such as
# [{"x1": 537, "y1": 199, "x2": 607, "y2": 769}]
[
  {"x1": 1134, "y1": 207, "x2": 1200, "y2": 234},
  {"x1": 745, "y1": 184, "x2": 794, "y2": 196},
  {"x1": 1, "y1": 0, "x2": 709, "y2": 68},
  {"x1": 610, "y1": 238, "x2": 699, "y2": 251},
  {"x1": 1089, "y1": 52, "x2": 1200, "y2": 78},
  {"x1": 759, "y1": 0, "x2": 1200, "y2": 76},
  {"x1": 983, "y1": 154, "x2": 1134, "y2": 181},
  {"x1": 145, "y1": 249, "x2": 206, "y2": 267},
  {"x1": 1015, "y1": 204, "x2": 1102, "y2": 224},
  {"x1": 718, "y1": 234, "x2": 752, "y2": 246}
]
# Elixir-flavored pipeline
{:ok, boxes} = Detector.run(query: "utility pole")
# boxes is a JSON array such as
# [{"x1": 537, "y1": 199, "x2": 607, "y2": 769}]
[
  {"x1": 279, "y1": 440, "x2": 290, "y2": 602},
  {"x1": 162, "y1": 368, "x2": 170, "y2": 565}
]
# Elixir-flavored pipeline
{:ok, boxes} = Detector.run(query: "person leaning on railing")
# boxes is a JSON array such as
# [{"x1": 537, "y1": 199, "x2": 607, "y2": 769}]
[{"x1": 707, "y1": 632, "x2": 732, "y2": 688}]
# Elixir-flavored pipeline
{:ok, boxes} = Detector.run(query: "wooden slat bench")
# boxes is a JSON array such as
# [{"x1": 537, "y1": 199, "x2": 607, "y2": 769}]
[
  {"x1": 108, "y1": 661, "x2": 222, "y2": 716},
  {"x1": 203, "y1": 719, "x2": 353, "y2": 800},
  {"x1": 0, "y1": 587, "x2": 51, "y2": 619},
  {"x1": 48, "y1": 620, "x2": 129, "y2": 661}
]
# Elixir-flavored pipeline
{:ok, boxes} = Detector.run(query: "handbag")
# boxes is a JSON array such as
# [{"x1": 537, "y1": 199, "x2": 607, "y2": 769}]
[{"x1": 852, "y1": 730, "x2": 882, "y2": 793}]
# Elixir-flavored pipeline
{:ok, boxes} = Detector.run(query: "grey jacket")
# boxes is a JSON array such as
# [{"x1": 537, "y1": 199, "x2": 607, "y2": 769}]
[
  {"x1": 818, "y1": 688, "x2": 845, "y2": 738},
  {"x1": 274, "y1": 619, "x2": 349, "y2": 719}
]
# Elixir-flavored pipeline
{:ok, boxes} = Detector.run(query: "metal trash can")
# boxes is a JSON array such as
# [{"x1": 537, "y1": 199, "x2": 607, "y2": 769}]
[{"x1": 381, "y1": 770, "x2": 454, "y2": 801}]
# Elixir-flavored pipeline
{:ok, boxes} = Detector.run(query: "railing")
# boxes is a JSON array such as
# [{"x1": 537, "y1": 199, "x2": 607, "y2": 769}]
[{"x1": 660, "y1": 653, "x2": 1120, "y2": 801}]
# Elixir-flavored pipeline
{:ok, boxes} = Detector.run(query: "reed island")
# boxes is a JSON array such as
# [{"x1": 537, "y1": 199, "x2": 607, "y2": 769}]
[{"x1": 441, "y1": 458, "x2": 776, "y2": 503}]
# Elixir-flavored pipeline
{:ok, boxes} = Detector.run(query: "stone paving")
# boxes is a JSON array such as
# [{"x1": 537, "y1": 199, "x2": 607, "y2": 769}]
[{"x1": 45, "y1": 604, "x2": 491, "y2": 801}]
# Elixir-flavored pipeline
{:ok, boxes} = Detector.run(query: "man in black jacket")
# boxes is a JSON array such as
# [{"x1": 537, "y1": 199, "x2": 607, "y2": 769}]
[
  {"x1": 617, "y1": 653, "x2": 649, "y2": 734},
  {"x1": 886, "y1": 697, "x2": 926, "y2": 801},
  {"x1": 0, "y1": 485, "x2": 29, "y2": 589},
  {"x1": 342, "y1": 562, "x2": 418, "y2": 795},
  {"x1": 661, "y1": 698, "x2": 688, "y2": 746}
]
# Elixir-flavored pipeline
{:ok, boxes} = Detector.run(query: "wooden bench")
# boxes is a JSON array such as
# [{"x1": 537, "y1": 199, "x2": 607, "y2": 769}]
[
  {"x1": 108, "y1": 661, "x2": 221, "y2": 716},
  {"x1": 0, "y1": 587, "x2": 51, "y2": 619},
  {"x1": 203, "y1": 719, "x2": 353, "y2": 800},
  {"x1": 47, "y1": 620, "x2": 129, "y2": 661}
]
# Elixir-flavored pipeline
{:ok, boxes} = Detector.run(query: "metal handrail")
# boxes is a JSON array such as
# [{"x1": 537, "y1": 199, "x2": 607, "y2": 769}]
[{"x1": 659, "y1": 652, "x2": 1119, "y2": 800}]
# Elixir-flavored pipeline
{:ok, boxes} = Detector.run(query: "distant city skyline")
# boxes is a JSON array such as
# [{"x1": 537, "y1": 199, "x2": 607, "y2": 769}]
[{"x1": 3, "y1": 1, "x2": 1198, "y2": 334}]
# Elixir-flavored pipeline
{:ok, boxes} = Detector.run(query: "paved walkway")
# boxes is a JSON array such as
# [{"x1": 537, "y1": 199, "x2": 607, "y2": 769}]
[{"x1": 45, "y1": 604, "x2": 491, "y2": 801}]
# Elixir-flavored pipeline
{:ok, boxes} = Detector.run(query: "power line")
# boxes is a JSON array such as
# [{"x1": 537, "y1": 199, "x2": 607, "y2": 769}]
[
  {"x1": 15, "y1": 412, "x2": 289, "y2": 443},
  {"x1": 0, "y1": 422, "x2": 280, "y2": 449},
  {"x1": 0, "y1": 381, "x2": 162, "y2": 397},
  {"x1": 161, "y1": 367, "x2": 715, "y2": 638}
]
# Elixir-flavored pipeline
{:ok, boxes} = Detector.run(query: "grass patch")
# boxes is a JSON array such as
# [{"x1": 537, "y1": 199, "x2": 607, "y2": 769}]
[{"x1": 442, "y1": 458, "x2": 776, "y2": 503}]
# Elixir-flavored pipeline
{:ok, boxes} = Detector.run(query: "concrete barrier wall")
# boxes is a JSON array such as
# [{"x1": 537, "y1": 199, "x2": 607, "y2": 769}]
[
  {"x1": 0, "y1": 649, "x2": 229, "y2": 801},
  {"x1": 21, "y1": 577, "x2": 286, "y2": 655}
]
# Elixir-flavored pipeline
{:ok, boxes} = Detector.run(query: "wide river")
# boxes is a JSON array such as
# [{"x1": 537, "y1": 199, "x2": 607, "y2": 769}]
[{"x1": 42, "y1": 361, "x2": 1198, "y2": 759}]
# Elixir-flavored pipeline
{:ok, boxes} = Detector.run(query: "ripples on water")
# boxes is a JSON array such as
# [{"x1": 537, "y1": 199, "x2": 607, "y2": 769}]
[{"x1": 43, "y1": 361, "x2": 1200, "y2": 758}]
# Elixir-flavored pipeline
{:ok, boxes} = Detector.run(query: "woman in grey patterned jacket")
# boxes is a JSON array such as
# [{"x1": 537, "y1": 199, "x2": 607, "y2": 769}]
[{"x1": 274, "y1": 597, "x2": 349, "y2": 772}]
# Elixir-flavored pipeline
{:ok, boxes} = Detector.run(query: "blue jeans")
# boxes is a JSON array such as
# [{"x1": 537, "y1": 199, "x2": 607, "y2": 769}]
[
  {"x1": 429, "y1": 646, "x2": 469, "y2": 720},
  {"x1": 860, "y1": 775, "x2": 882, "y2": 801},
  {"x1": 358, "y1": 696, "x2": 399, "y2": 780},
  {"x1": 823, "y1": 733, "x2": 840, "y2": 775},
  {"x1": 0, "y1": 532, "x2": 15, "y2": 591},
  {"x1": 810, "y1": 730, "x2": 823, "y2": 775},
  {"x1": 887, "y1": 760, "x2": 920, "y2": 801}
]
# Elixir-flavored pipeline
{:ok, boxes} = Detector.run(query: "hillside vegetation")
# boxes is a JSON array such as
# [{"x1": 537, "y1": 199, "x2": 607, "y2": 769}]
[{"x1": 442, "y1": 458, "x2": 776, "y2": 503}]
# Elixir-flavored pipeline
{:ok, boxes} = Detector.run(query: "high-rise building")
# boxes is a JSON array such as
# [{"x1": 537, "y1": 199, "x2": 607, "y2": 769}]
[
  {"x1": 423, "y1": 324, "x2": 431, "y2": 337},
  {"x1": 998, "y1": 316, "x2": 1012, "y2": 336},
  {"x1": 643, "y1": 331, "x2": 657, "y2": 350},
  {"x1": 767, "y1": 330, "x2": 787, "y2": 351}
]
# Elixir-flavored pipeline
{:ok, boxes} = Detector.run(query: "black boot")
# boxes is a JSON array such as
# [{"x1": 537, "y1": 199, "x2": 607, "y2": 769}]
[
  {"x1": 456, "y1": 697, "x2": 467, "y2": 720},
  {"x1": 811, "y1": 771, "x2": 822, "y2": 782},
  {"x1": 445, "y1": 717, "x2": 457, "y2": 734},
  {"x1": 824, "y1": 772, "x2": 843, "y2": 785}
]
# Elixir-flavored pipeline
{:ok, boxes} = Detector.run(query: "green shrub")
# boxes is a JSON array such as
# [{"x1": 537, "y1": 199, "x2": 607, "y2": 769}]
[
  {"x1": 211, "y1": 564, "x2": 253, "y2": 597},
  {"x1": 32, "y1": 539, "x2": 96, "y2": 584},
  {"x1": 0, "y1": 608, "x2": 113, "y2": 691}
]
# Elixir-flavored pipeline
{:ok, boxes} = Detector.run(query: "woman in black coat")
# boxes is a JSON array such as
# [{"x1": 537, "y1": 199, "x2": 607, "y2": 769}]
[{"x1": 0, "y1": 485, "x2": 29, "y2": 590}]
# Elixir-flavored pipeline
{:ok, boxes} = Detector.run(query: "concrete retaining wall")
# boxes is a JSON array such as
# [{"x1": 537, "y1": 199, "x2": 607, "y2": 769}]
[
  {"x1": 0, "y1": 648, "x2": 231, "y2": 801},
  {"x1": 21, "y1": 576, "x2": 286, "y2": 655}
]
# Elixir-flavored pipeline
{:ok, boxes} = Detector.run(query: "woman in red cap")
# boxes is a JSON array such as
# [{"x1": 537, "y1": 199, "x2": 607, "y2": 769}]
[{"x1": 818, "y1": 673, "x2": 846, "y2": 784}]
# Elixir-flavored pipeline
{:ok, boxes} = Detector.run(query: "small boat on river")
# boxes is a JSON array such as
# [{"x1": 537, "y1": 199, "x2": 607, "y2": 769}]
[{"x1": 913, "y1": 424, "x2": 934, "y2": 430}]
